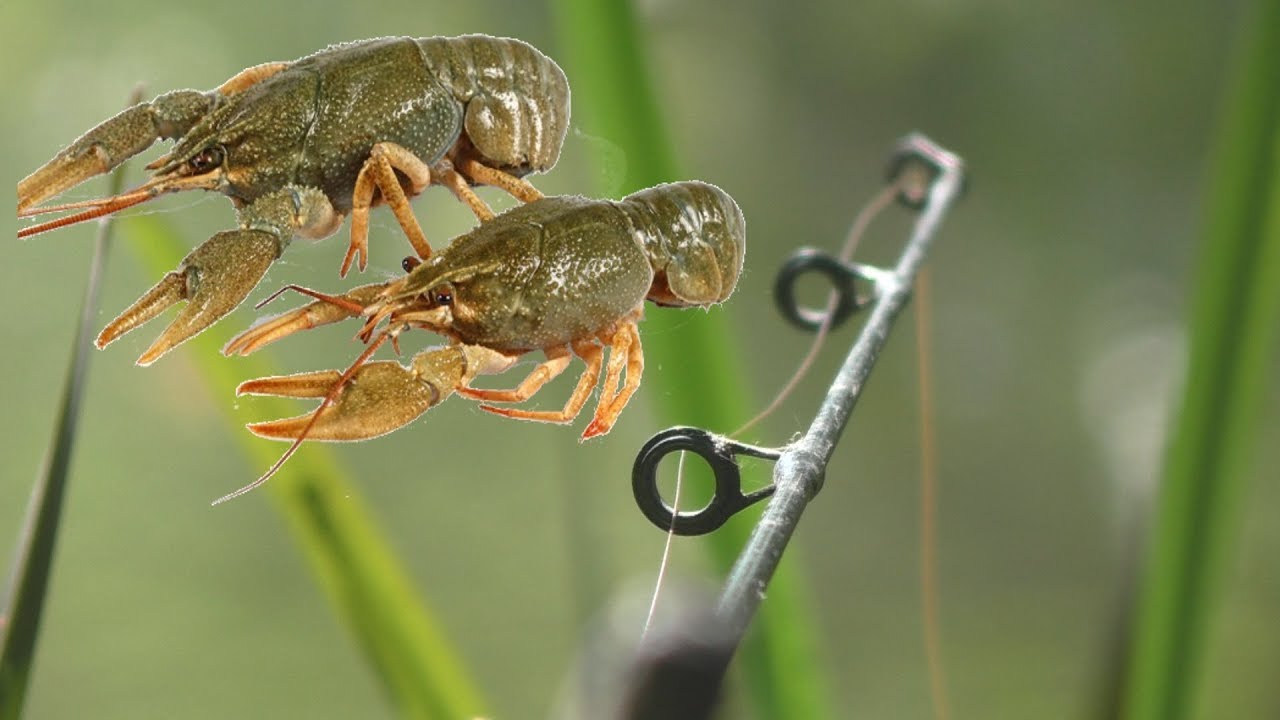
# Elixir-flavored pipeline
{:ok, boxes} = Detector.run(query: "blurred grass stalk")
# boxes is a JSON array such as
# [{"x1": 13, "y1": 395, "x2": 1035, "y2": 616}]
[
  {"x1": 551, "y1": 1, "x2": 832, "y2": 717},
  {"x1": 123, "y1": 216, "x2": 486, "y2": 719},
  {"x1": 0, "y1": 159, "x2": 123, "y2": 720},
  {"x1": 1122, "y1": 1, "x2": 1280, "y2": 718}
]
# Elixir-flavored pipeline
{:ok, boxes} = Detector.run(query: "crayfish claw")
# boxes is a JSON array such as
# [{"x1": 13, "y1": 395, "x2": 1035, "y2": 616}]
[
  {"x1": 18, "y1": 91, "x2": 213, "y2": 213},
  {"x1": 224, "y1": 282, "x2": 388, "y2": 356},
  {"x1": 238, "y1": 370, "x2": 343, "y2": 399},
  {"x1": 18, "y1": 144, "x2": 112, "y2": 215},
  {"x1": 98, "y1": 228, "x2": 281, "y2": 365},
  {"x1": 242, "y1": 359, "x2": 451, "y2": 442},
  {"x1": 96, "y1": 271, "x2": 185, "y2": 352}
]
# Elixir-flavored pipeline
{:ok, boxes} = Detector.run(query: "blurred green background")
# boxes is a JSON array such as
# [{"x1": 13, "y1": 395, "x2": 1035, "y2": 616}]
[{"x1": 4, "y1": 0, "x2": 1277, "y2": 718}]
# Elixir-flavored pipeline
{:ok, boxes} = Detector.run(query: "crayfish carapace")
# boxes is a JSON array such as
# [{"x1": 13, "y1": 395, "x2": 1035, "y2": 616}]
[
  {"x1": 214, "y1": 180, "x2": 745, "y2": 502},
  {"x1": 17, "y1": 35, "x2": 570, "y2": 365}
]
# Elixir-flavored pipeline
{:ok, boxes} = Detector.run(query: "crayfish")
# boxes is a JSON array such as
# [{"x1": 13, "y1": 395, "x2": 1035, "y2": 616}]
[
  {"x1": 17, "y1": 35, "x2": 570, "y2": 365},
  {"x1": 214, "y1": 180, "x2": 745, "y2": 502}
]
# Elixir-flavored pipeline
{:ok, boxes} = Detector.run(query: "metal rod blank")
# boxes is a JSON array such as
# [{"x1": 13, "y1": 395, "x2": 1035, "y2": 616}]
[{"x1": 715, "y1": 133, "x2": 966, "y2": 640}]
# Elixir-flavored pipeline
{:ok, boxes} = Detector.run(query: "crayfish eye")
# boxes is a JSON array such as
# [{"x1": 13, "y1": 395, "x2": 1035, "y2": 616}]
[
  {"x1": 189, "y1": 146, "x2": 224, "y2": 173},
  {"x1": 429, "y1": 288, "x2": 453, "y2": 306}
]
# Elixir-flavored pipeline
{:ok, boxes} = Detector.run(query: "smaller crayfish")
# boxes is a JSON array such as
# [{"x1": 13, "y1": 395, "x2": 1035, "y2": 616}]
[{"x1": 216, "y1": 180, "x2": 745, "y2": 502}]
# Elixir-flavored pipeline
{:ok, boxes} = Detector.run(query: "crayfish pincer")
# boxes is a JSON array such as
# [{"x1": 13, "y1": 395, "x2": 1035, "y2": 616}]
[
  {"x1": 214, "y1": 180, "x2": 745, "y2": 503},
  {"x1": 17, "y1": 35, "x2": 570, "y2": 365}
]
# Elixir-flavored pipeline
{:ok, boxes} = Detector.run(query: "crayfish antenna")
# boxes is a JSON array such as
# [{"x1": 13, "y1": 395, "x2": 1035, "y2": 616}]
[
  {"x1": 253, "y1": 284, "x2": 370, "y2": 313},
  {"x1": 224, "y1": 282, "x2": 390, "y2": 357},
  {"x1": 210, "y1": 436, "x2": 307, "y2": 506},
  {"x1": 17, "y1": 189, "x2": 155, "y2": 238},
  {"x1": 19, "y1": 171, "x2": 221, "y2": 240},
  {"x1": 212, "y1": 331, "x2": 393, "y2": 505},
  {"x1": 19, "y1": 192, "x2": 143, "y2": 219}
]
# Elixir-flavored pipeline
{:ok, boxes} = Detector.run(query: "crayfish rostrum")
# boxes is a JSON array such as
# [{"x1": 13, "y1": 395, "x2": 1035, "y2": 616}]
[
  {"x1": 17, "y1": 35, "x2": 570, "y2": 365},
  {"x1": 215, "y1": 180, "x2": 745, "y2": 502}
]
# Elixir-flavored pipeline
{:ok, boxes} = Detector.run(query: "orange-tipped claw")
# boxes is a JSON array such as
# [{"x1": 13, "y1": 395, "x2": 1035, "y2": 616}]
[
  {"x1": 579, "y1": 321, "x2": 644, "y2": 440},
  {"x1": 224, "y1": 282, "x2": 389, "y2": 356},
  {"x1": 240, "y1": 353, "x2": 463, "y2": 442},
  {"x1": 581, "y1": 417, "x2": 613, "y2": 440},
  {"x1": 339, "y1": 232, "x2": 368, "y2": 278},
  {"x1": 97, "y1": 228, "x2": 281, "y2": 365}
]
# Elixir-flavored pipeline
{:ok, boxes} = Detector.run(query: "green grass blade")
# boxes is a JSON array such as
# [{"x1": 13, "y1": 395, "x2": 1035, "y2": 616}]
[
  {"x1": 0, "y1": 165, "x2": 122, "y2": 720},
  {"x1": 1122, "y1": 0, "x2": 1280, "y2": 717},
  {"x1": 120, "y1": 214, "x2": 486, "y2": 720},
  {"x1": 551, "y1": 2, "x2": 832, "y2": 717}
]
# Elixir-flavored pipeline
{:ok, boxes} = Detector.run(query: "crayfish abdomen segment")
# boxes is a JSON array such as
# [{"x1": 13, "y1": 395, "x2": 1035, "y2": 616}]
[
  {"x1": 616, "y1": 181, "x2": 746, "y2": 307},
  {"x1": 417, "y1": 35, "x2": 571, "y2": 176}
]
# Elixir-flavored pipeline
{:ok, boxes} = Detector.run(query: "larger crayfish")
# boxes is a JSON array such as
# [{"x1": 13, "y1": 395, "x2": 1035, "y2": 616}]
[
  {"x1": 18, "y1": 36, "x2": 570, "y2": 365},
  {"x1": 215, "y1": 180, "x2": 745, "y2": 502}
]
